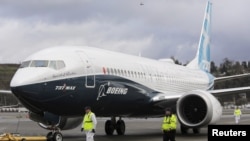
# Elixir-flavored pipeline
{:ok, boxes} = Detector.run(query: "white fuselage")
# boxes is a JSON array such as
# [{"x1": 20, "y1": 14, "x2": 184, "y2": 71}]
[{"x1": 11, "y1": 46, "x2": 213, "y2": 95}]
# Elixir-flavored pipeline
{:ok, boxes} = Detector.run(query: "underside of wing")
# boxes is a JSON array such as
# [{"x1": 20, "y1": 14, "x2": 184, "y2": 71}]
[
  {"x1": 0, "y1": 90, "x2": 12, "y2": 94},
  {"x1": 150, "y1": 92, "x2": 182, "y2": 110}
]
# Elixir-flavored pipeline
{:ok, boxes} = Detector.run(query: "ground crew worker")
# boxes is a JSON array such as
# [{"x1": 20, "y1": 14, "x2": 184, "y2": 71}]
[
  {"x1": 234, "y1": 106, "x2": 242, "y2": 124},
  {"x1": 81, "y1": 106, "x2": 97, "y2": 141},
  {"x1": 162, "y1": 108, "x2": 177, "y2": 141}
]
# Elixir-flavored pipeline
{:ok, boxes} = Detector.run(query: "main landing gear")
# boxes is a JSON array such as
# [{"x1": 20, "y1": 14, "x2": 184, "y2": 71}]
[{"x1": 105, "y1": 117, "x2": 126, "y2": 135}]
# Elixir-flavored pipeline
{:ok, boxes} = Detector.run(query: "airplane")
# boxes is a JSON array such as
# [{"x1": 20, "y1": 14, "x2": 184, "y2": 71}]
[{"x1": 1, "y1": 1, "x2": 250, "y2": 141}]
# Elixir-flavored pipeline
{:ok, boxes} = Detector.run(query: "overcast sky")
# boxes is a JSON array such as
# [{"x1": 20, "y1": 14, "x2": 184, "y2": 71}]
[{"x1": 0, "y1": 0, "x2": 249, "y2": 65}]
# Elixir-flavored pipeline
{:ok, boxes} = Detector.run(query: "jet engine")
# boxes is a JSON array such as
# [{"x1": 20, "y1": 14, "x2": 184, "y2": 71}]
[
  {"x1": 29, "y1": 112, "x2": 82, "y2": 130},
  {"x1": 176, "y1": 90, "x2": 222, "y2": 128}
]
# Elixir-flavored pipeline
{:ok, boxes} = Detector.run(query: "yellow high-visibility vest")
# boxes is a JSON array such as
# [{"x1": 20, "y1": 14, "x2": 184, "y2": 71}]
[
  {"x1": 234, "y1": 109, "x2": 241, "y2": 116},
  {"x1": 162, "y1": 114, "x2": 177, "y2": 131},
  {"x1": 82, "y1": 112, "x2": 94, "y2": 130}
]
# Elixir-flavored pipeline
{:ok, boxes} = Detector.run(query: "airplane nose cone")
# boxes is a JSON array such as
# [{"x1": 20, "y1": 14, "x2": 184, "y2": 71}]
[
  {"x1": 10, "y1": 68, "x2": 48, "y2": 87},
  {"x1": 10, "y1": 68, "x2": 47, "y2": 113},
  {"x1": 10, "y1": 73, "x2": 24, "y2": 88}
]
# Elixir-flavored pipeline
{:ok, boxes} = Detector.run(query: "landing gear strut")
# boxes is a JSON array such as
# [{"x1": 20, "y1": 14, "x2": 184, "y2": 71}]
[{"x1": 105, "y1": 117, "x2": 126, "y2": 135}]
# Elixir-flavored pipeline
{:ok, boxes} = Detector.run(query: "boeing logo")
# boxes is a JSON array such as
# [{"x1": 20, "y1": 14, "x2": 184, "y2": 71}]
[
  {"x1": 97, "y1": 82, "x2": 128, "y2": 100},
  {"x1": 106, "y1": 87, "x2": 128, "y2": 94}
]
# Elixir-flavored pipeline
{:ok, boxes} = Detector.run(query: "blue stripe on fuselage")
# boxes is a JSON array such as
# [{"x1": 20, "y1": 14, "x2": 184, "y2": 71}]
[{"x1": 11, "y1": 75, "x2": 157, "y2": 116}]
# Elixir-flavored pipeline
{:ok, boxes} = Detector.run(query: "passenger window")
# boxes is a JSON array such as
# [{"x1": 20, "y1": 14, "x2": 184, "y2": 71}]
[
  {"x1": 107, "y1": 68, "x2": 110, "y2": 74},
  {"x1": 121, "y1": 70, "x2": 124, "y2": 76},
  {"x1": 117, "y1": 69, "x2": 121, "y2": 75},
  {"x1": 124, "y1": 70, "x2": 127, "y2": 76},
  {"x1": 110, "y1": 68, "x2": 114, "y2": 74}
]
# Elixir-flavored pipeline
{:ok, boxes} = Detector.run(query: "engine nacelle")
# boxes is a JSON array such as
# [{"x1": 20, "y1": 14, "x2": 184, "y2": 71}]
[
  {"x1": 176, "y1": 90, "x2": 222, "y2": 128},
  {"x1": 29, "y1": 112, "x2": 82, "y2": 130}
]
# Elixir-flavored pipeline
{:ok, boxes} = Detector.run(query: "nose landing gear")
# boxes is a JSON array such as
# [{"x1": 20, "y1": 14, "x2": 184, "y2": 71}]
[
  {"x1": 46, "y1": 132, "x2": 63, "y2": 141},
  {"x1": 46, "y1": 126, "x2": 63, "y2": 141}
]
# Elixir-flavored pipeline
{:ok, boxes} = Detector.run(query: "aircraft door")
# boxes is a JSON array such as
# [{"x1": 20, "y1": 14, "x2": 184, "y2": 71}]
[{"x1": 76, "y1": 51, "x2": 95, "y2": 88}]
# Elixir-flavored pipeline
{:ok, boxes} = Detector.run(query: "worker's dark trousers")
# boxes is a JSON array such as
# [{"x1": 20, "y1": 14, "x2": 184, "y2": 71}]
[{"x1": 163, "y1": 130, "x2": 176, "y2": 141}]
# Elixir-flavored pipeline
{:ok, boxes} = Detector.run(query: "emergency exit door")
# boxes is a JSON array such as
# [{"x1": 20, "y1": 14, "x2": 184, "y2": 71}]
[{"x1": 76, "y1": 51, "x2": 95, "y2": 88}]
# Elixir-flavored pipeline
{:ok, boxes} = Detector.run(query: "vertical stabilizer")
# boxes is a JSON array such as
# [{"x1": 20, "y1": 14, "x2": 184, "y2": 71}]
[{"x1": 187, "y1": 1, "x2": 212, "y2": 72}]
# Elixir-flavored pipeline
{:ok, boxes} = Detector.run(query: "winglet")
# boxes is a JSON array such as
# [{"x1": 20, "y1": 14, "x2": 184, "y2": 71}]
[{"x1": 187, "y1": 1, "x2": 212, "y2": 72}]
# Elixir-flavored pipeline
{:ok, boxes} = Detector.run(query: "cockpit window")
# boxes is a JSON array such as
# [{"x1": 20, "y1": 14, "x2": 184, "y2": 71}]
[
  {"x1": 20, "y1": 61, "x2": 31, "y2": 68},
  {"x1": 49, "y1": 61, "x2": 57, "y2": 69},
  {"x1": 57, "y1": 61, "x2": 66, "y2": 70},
  {"x1": 19, "y1": 60, "x2": 65, "y2": 70},
  {"x1": 49, "y1": 60, "x2": 66, "y2": 70},
  {"x1": 30, "y1": 60, "x2": 49, "y2": 67}
]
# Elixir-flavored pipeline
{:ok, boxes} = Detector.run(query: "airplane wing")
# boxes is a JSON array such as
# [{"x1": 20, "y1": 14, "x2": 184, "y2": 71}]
[
  {"x1": 151, "y1": 86, "x2": 250, "y2": 104},
  {"x1": 150, "y1": 86, "x2": 250, "y2": 116},
  {"x1": 0, "y1": 90, "x2": 19, "y2": 108},
  {"x1": 0, "y1": 104, "x2": 19, "y2": 108},
  {"x1": 214, "y1": 73, "x2": 250, "y2": 83},
  {"x1": 212, "y1": 73, "x2": 250, "y2": 97},
  {"x1": 0, "y1": 90, "x2": 12, "y2": 94},
  {"x1": 149, "y1": 85, "x2": 250, "y2": 128},
  {"x1": 209, "y1": 86, "x2": 250, "y2": 97}
]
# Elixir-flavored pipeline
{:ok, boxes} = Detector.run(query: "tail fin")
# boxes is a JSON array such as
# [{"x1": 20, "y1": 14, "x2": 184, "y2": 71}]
[{"x1": 187, "y1": 1, "x2": 212, "y2": 72}]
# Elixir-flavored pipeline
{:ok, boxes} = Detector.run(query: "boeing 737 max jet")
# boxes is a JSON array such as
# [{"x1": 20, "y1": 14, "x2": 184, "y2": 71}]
[{"x1": 1, "y1": 1, "x2": 250, "y2": 141}]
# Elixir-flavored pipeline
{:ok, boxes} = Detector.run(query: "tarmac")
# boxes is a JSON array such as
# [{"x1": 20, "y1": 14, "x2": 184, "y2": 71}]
[{"x1": 1, "y1": 109, "x2": 250, "y2": 141}]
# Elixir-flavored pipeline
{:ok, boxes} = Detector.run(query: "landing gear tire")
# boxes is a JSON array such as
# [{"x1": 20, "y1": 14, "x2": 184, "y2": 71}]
[
  {"x1": 47, "y1": 132, "x2": 53, "y2": 141},
  {"x1": 105, "y1": 117, "x2": 126, "y2": 136},
  {"x1": 116, "y1": 120, "x2": 125, "y2": 135},
  {"x1": 47, "y1": 132, "x2": 63, "y2": 141},
  {"x1": 53, "y1": 132, "x2": 63, "y2": 141},
  {"x1": 105, "y1": 120, "x2": 115, "y2": 135}
]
